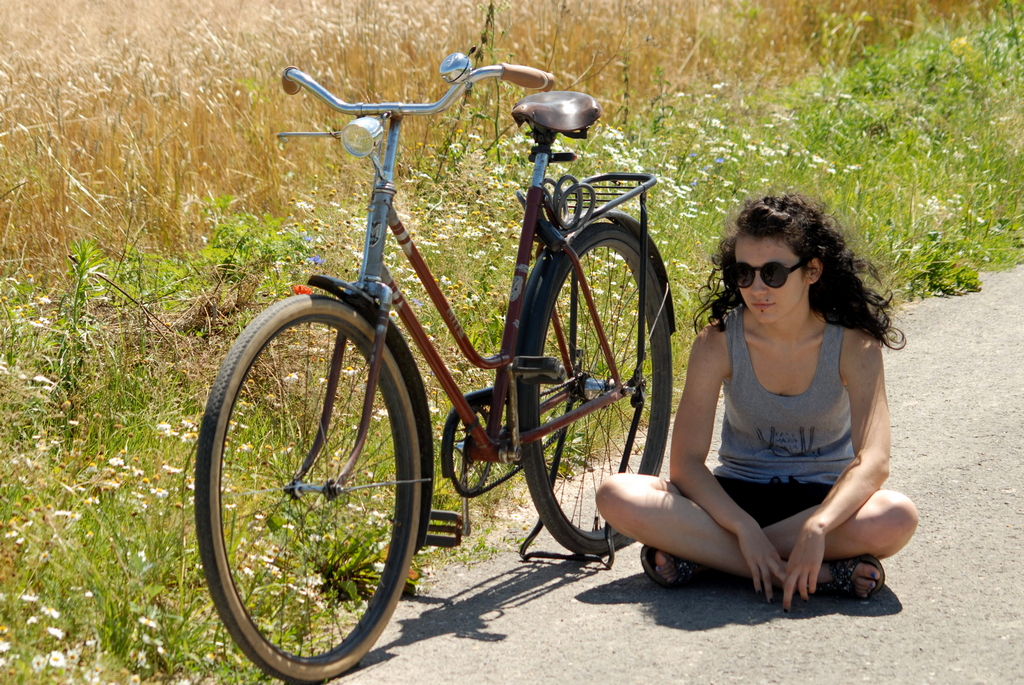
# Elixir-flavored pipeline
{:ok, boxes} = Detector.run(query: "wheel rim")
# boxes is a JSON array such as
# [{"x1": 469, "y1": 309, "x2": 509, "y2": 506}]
[
  {"x1": 210, "y1": 310, "x2": 415, "y2": 671},
  {"x1": 534, "y1": 237, "x2": 666, "y2": 542}
]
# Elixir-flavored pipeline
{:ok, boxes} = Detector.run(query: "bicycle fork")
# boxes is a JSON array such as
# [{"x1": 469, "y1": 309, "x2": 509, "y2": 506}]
[
  {"x1": 285, "y1": 281, "x2": 397, "y2": 499},
  {"x1": 287, "y1": 116, "x2": 414, "y2": 497}
]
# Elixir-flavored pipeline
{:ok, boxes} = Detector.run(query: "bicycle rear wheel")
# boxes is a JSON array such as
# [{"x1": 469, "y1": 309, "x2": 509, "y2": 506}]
[
  {"x1": 195, "y1": 295, "x2": 420, "y2": 683},
  {"x1": 518, "y1": 222, "x2": 672, "y2": 555}
]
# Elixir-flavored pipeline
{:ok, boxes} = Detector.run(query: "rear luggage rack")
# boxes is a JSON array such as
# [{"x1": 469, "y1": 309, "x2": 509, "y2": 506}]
[{"x1": 543, "y1": 172, "x2": 657, "y2": 233}]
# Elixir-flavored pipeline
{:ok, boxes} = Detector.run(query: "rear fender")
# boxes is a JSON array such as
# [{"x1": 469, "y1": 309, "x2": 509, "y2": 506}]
[
  {"x1": 602, "y1": 210, "x2": 677, "y2": 335},
  {"x1": 518, "y1": 215, "x2": 677, "y2": 345}
]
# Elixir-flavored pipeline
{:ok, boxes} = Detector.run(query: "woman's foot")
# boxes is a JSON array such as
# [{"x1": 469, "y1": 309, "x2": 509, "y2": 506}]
[
  {"x1": 640, "y1": 545, "x2": 705, "y2": 588},
  {"x1": 816, "y1": 554, "x2": 885, "y2": 598},
  {"x1": 642, "y1": 547, "x2": 884, "y2": 598}
]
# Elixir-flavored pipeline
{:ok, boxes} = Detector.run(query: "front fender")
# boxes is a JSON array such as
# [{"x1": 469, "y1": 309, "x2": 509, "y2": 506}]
[{"x1": 307, "y1": 275, "x2": 435, "y2": 552}]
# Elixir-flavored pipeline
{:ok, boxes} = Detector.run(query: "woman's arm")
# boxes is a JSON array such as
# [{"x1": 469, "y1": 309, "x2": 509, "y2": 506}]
[
  {"x1": 671, "y1": 325, "x2": 788, "y2": 597},
  {"x1": 782, "y1": 328, "x2": 891, "y2": 606}
]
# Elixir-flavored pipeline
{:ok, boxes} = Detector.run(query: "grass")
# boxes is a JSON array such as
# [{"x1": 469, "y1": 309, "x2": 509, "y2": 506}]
[
  {"x1": 1, "y1": 0, "x2": 1023, "y2": 682},
  {"x1": 0, "y1": 0, "x2": 993, "y2": 267}
]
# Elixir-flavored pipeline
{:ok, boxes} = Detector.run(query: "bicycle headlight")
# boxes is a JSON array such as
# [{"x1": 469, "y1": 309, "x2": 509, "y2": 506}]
[{"x1": 341, "y1": 117, "x2": 384, "y2": 157}]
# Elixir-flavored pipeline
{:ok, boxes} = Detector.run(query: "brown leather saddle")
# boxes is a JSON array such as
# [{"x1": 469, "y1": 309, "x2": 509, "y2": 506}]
[{"x1": 511, "y1": 91, "x2": 602, "y2": 139}]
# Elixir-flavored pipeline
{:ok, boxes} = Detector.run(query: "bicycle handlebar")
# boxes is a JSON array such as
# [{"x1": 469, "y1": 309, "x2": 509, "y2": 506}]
[
  {"x1": 497, "y1": 63, "x2": 554, "y2": 92},
  {"x1": 280, "y1": 62, "x2": 554, "y2": 117}
]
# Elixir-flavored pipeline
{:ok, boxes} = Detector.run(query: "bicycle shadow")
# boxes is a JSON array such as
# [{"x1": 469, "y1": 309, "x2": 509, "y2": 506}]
[
  {"x1": 354, "y1": 557, "x2": 601, "y2": 671},
  {"x1": 574, "y1": 569, "x2": 903, "y2": 628},
  {"x1": 350, "y1": 554, "x2": 903, "y2": 676}
]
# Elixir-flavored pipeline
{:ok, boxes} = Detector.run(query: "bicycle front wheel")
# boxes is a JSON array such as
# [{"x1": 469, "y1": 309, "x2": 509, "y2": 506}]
[
  {"x1": 518, "y1": 222, "x2": 672, "y2": 555},
  {"x1": 195, "y1": 295, "x2": 420, "y2": 683}
]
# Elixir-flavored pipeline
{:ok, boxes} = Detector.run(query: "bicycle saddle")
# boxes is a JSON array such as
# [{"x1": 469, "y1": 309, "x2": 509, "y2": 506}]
[{"x1": 511, "y1": 91, "x2": 602, "y2": 138}]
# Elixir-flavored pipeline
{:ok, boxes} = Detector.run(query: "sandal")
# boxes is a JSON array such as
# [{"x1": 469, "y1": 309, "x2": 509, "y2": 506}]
[
  {"x1": 640, "y1": 545, "x2": 703, "y2": 588},
  {"x1": 817, "y1": 554, "x2": 886, "y2": 598}
]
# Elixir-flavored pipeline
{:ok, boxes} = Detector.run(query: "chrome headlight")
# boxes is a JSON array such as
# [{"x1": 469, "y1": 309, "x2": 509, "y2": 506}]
[{"x1": 341, "y1": 117, "x2": 384, "y2": 157}]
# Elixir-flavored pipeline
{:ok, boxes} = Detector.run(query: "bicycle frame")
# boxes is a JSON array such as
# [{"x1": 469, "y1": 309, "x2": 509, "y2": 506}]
[
  {"x1": 369, "y1": 116, "x2": 634, "y2": 462},
  {"x1": 281, "y1": 79, "x2": 658, "y2": 490}
]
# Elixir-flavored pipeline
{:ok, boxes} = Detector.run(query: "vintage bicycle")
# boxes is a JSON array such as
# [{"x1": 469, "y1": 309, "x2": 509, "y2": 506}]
[{"x1": 194, "y1": 53, "x2": 676, "y2": 683}]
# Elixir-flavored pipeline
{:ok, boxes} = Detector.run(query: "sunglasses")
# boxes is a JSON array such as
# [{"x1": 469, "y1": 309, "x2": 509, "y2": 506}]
[{"x1": 725, "y1": 258, "x2": 809, "y2": 288}]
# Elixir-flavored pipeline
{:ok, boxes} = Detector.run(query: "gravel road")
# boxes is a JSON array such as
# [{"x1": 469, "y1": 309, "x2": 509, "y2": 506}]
[{"x1": 344, "y1": 265, "x2": 1024, "y2": 684}]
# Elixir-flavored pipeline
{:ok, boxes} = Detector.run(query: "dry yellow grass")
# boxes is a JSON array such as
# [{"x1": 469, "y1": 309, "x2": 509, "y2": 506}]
[{"x1": 0, "y1": 0, "x2": 991, "y2": 269}]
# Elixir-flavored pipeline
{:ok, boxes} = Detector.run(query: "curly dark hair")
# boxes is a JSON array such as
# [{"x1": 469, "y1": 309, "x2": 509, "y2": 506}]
[{"x1": 694, "y1": 194, "x2": 905, "y2": 349}]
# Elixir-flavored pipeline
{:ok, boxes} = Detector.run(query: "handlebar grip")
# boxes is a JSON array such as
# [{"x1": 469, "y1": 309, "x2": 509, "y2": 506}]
[
  {"x1": 500, "y1": 64, "x2": 554, "y2": 92},
  {"x1": 281, "y1": 67, "x2": 302, "y2": 95}
]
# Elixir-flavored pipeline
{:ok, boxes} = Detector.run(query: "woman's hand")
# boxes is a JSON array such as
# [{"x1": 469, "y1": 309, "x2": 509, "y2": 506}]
[
  {"x1": 736, "y1": 523, "x2": 787, "y2": 602},
  {"x1": 782, "y1": 520, "x2": 827, "y2": 610}
]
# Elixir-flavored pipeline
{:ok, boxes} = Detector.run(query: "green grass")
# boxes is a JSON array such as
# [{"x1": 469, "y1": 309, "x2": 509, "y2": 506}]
[{"x1": 1, "y1": 5, "x2": 1023, "y2": 683}]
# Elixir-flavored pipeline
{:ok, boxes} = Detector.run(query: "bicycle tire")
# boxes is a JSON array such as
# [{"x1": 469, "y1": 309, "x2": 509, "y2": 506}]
[
  {"x1": 518, "y1": 222, "x2": 673, "y2": 555},
  {"x1": 195, "y1": 294, "x2": 420, "y2": 683}
]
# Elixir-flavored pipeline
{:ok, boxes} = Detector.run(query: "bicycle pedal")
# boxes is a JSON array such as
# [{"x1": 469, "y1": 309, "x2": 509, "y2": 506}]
[
  {"x1": 424, "y1": 509, "x2": 463, "y2": 548},
  {"x1": 511, "y1": 356, "x2": 566, "y2": 385}
]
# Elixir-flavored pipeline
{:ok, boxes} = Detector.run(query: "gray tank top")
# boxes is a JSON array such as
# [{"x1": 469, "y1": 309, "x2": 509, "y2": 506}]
[{"x1": 714, "y1": 306, "x2": 854, "y2": 485}]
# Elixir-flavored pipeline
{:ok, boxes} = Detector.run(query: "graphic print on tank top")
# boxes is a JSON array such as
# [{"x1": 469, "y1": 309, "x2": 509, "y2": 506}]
[
  {"x1": 756, "y1": 426, "x2": 820, "y2": 457},
  {"x1": 715, "y1": 306, "x2": 854, "y2": 485}
]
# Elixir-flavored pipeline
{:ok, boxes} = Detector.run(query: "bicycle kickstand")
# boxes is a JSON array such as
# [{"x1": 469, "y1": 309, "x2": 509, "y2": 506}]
[{"x1": 518, "y1": 518, "x2": 616, "y2": 569}]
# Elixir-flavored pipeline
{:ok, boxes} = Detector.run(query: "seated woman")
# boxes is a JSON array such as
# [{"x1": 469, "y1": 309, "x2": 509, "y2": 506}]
[{"x1": 597, "y1": 194, "x2": 918, "y2": 611}]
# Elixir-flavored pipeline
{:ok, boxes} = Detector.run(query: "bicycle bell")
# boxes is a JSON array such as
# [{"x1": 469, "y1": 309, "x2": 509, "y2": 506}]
[
  {"x1": 341, "y1": 116, "x2": 384, "y2": 157},
  {"x1": 439, "y1": 52, "x2": 472, "y2": 84}
]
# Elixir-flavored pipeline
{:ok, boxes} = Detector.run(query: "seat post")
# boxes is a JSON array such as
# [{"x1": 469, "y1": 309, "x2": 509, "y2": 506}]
[
  {"x1": 529, "y1": 125, "x2": 558, "y2": 156},
  {"x1": 528, "y1": 125, "x2": 557, "y2": 188}
]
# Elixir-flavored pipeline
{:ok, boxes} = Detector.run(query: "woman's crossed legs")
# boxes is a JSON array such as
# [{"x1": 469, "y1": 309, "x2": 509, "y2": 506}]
[{"x1": 596, "y1": 473, "x2": 918, "y2": 600}]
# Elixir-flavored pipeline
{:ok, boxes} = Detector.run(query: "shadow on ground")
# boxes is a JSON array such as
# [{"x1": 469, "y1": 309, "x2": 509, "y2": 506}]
[
  {"x1": 356, "y1": 558, "x2": 601, "y2": 670},
  {"x1": 353, "y1": 555, "x2": 902, "y2": 675},
  {"x1": 575, "y1": 570, "x2": 903, "y2": 627}
]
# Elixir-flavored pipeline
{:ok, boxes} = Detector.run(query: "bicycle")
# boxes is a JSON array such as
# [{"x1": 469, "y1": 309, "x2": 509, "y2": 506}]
[{"x1": 194, "y1": 52, "x2": 676, "y2": 683}]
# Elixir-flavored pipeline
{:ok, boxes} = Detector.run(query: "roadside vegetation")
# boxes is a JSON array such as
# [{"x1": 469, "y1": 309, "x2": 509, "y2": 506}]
[{"x1": 1, "y1": 0, "x2": 1022, "y2": 681}]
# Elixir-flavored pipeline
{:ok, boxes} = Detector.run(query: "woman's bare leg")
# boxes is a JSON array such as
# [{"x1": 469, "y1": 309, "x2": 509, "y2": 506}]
[
  {"x1": 596, "y1": 473, "x2": 918, "y2": 596},
  {"x1": 596, "y1": 474, "x2": 753, "y2": 576}
]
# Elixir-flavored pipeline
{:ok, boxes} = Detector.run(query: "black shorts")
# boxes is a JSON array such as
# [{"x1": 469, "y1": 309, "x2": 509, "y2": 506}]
[{"x1": 715, "y1": 476, "x2": 833, "y2": 528}]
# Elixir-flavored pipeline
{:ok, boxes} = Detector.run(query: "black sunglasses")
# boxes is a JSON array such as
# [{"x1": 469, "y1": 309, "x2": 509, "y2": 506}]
[{"x1": 725, "y1": 258, "x2": 809, "y2": 288}]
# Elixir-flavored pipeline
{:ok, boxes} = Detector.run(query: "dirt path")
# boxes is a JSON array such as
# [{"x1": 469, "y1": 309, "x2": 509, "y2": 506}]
[{"x1": 344, "y1": 265, "x2": 1024, "y2": 684}]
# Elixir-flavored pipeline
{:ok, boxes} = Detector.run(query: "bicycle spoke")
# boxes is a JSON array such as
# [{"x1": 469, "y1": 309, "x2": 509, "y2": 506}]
[
  {"x1": 519, "y1": 224, "x2": 672, "y2": 553},
  {"x1": 197, "y1": 298, "x2": 420, "y2": 678}
]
